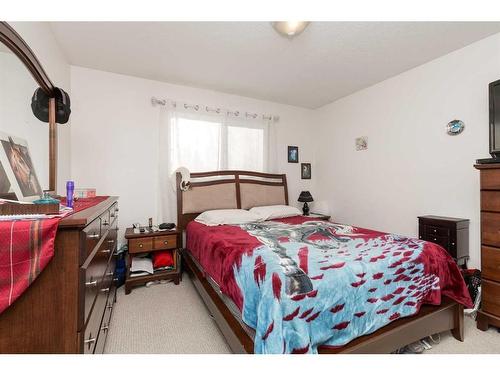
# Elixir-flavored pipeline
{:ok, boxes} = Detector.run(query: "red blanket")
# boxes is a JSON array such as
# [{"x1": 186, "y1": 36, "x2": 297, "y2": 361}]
[
  {"x1": 0, "y1": 218, "x2": 59, "y2": 314},
  {"x1": 186, "y1": 216, "x2": 472, "y2": 312}
]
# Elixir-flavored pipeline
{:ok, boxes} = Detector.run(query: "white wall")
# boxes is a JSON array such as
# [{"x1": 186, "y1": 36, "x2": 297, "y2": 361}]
[
  {"x1": 8, "y1": 22, "x2": 71, "y2": 194},
  {"x1": 70, "y1": 66, "x2": 316, "y2": 241},
  {"x1": 315, "y1": 33, "x2": 500, "y2": 268}
]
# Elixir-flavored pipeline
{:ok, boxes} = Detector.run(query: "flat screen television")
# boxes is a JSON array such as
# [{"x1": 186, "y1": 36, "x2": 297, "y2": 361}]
[
  {"x1": 477, "y1": 79, "x2": 500, "y2": 163},
  {"x1": 490, "y1": 79, "x2": 500, "y2": 157}
]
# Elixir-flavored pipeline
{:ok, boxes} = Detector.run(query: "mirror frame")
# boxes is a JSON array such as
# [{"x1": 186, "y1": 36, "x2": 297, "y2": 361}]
[{"x1": 0, "y1": 21, "x2": 58, "y2": 193}]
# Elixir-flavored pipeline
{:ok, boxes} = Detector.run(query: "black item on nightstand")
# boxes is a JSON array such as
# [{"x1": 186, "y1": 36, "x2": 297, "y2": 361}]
[
  {"x1": 298, "y1": 191, "x2": 313, "y2": 216},
  {"x1": 418, "y1": 215, "x2": 470, "y2": 268}
]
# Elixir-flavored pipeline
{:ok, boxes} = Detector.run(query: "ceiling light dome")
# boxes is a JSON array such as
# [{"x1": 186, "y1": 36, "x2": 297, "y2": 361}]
[{"x1": 272, "y1": 21, "x2": 310, "y2": 38}]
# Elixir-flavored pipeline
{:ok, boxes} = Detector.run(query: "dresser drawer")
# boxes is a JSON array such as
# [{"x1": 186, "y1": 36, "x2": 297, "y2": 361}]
[
  {"x1": 80, "y1": 284, "x2": 108, "y2": 354},
  {"x1": 129, "y1": 237, "x2": 153, "y2": 253},
  {"x1": 482, "y1": 246, "x2": 500, "y2": 282},
  {"x1": 94, "y1": 282, "x2": 116, "y2": 354},
  {"x1": 481, "y1": 212, "x2": 500, "y2": 247},
  {"x1": 481, "y1": 169, "x2": 500, "y2": 190},
  {"x1": 82, "y1": 218, "x2": 102, "y2": 260},
  {"x1": 481, "y1": 191, "x2": 500, "y2": 212},
  {"x1": 482, "y1": 279, "x2": 500, "y2": 316},
  {"x1": 153, "y1": 234, "x2": 177, "y2": 250},
  {"x1": 80, "y1": 232, "x2": 113, "y2": 328}
]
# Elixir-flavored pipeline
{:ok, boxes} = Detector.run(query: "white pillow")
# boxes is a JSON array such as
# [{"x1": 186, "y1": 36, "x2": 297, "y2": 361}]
[
  {"x1": 249, "y1": 205, "x2": 302, "y2": 220},
  {"x1": 194, "y1": 209, "x2": 262, "y2": 226}
]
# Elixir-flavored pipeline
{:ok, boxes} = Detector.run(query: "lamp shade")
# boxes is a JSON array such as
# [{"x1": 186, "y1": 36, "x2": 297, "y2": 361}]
[{"x1": 298, "y1": 191, "x2": 313, "y2": 203}]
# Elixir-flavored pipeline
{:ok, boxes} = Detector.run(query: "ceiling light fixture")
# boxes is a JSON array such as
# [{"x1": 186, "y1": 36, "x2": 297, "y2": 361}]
[{"x1": 272, "y1": 21, "x2": 310, "y2": 38}]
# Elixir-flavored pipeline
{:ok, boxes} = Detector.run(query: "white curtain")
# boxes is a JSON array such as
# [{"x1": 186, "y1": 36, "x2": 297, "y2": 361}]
[{"x1": 157, "y1": 101, "x2": 277, "y2": 223}]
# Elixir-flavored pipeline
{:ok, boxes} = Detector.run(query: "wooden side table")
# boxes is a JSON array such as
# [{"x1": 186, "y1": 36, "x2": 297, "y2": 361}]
[{"x1": 124, "y1": 227, "x2": 182, "y2": 294}]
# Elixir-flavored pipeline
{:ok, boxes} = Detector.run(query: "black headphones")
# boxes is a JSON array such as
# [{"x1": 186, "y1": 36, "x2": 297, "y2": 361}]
[{"x1": 31, "y1": 87, "x2": 71, "y2": 124}]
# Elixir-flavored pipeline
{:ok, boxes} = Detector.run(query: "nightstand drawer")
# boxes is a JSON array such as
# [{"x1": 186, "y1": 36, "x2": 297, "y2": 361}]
[
  {"x1": 482, "y1": 246, "x2": 500, "y2": 282},
  {"x1": 153, "y1": 235, "x2": 177, "y2": 250},
  {"x1": 424, "y1": 225, "x2": 449, "y2": 237},
  {"x1": 129, "y1": 237, "x2": 153, "y2": 253},
  {"x1": 423, "y1": 234, "x2": 449, "y2": 249}
]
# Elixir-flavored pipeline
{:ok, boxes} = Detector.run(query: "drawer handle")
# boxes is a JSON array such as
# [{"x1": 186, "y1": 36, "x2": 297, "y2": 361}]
[
  {"x1": 101, "y1": 249, "x2": 111, "y2": 254},
  {"x1": 433, "y1": 238, "x2": 437, "y2": 241},
  {"x1": 88, "y1": 232, "x2": 100, "y2": 240},
  {"x1": 139, "y1": 243, "x2": 143, "y2": 248},
  {"x1": 451, "y1": 242, "x2": 455, "y2": 246},
  {"x1": 100, "y1": 287, "x2": 110, "y2": 293},
  {"x1": 101, "y1": 324, "x2": 109, "y2": 332},
  {"x1": 433, "y1": 229, "x2": 437, "y2": 233},
  {"x1": 103, "y1": 221, "x2": 109, "y2": 226},
  {"x1": 106, "y1": 271, "x2": 114, "y2": 277},
  {"x1": 163, "y1": 240, "x2": 169, "y2": 245},
  {"x1": 86, "y1": 280, "x2": 98, "y2": 288},
  {"x1": 107, "y1": 303, "x2": 113, "y2": 310},
  {"x1": 113, "y1": 277, "x2": 119, "y2": 283},
  {"x1": 84, "y1": 335, "x2": 96, "y2": 349}
]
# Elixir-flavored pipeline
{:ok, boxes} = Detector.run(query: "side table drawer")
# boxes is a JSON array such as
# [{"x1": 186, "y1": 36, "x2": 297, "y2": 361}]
[
  {"x1": 153, "y1": 235, "x2": 177, "y2": 250},
  {"x1": 424, "y1": 225, "x2": 449, "y2": 237},
  {"x1": 129, "y1": 237, "x2": 153, "y2": 253}
]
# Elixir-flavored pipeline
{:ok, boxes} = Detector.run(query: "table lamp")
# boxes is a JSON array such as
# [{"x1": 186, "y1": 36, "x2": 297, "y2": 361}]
[{"x1": 298, "y1": 191, "x2": 313, "y2": 216}]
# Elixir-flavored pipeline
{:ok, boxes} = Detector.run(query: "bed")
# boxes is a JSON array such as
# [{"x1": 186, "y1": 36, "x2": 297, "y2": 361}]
[{"x1": 176, "y1": 170, "x2": 472, "y2": 354}]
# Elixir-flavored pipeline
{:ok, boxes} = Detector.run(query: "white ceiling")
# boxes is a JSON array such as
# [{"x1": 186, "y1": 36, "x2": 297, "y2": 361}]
[{"x1": 50, "y1": 22, "x2": 500, "y2": 109}]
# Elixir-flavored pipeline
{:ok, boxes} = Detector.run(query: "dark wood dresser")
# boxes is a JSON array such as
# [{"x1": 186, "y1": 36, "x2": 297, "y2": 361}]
[
  {"x1": 418, "y1": 215, "x2": 469, "y2": 267},
  {"x1": 0, "y1": 197, "x2": 119, "y2": 353},
  {"x1": 475, "y1": 164, "x2": 500, "y2": 331}
]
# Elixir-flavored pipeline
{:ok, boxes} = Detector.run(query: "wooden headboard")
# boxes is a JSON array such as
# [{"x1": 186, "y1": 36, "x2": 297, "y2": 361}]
[{"x1": 176, "y1": 170, "x2": 288, "y2": 231}]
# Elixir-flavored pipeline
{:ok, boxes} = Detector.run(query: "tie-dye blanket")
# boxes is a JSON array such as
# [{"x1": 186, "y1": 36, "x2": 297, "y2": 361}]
[{"x1": 186, "y1": 216, "x2": 472, "y2": 354}]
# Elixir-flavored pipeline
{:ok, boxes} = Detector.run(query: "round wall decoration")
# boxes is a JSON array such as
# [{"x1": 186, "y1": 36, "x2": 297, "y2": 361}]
[{"x1": 446, "y1": 119, "x2": 465, "y2": 135}]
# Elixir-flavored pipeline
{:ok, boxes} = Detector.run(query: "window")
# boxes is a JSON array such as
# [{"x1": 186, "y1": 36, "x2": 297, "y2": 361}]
[{"x1": 170, "y1": 114, "x2": 268, "y2": 173}]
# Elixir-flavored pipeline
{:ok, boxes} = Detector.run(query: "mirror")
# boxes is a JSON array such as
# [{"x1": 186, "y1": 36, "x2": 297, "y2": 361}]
[{"x1": 0, "y1": 42, "x2": 47, "y2": 200}]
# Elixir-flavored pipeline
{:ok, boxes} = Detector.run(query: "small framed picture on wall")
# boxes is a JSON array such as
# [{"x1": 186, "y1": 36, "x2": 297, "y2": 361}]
[
  {"x1": 288, "y1": 146, "x2": 299, "y2": 163},
  {"x1": 301, "y1": 163, "x2": 311, "y2": 179}
]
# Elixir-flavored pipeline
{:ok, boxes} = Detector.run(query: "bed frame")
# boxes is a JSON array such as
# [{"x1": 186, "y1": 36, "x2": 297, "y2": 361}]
[{"x1": 176, "y1": 170, "x2": 464, "y2": 354}]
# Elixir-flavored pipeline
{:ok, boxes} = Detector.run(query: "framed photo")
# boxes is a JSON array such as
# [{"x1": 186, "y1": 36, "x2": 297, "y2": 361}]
[
  {"x1": 301, "y1": 163, "x2": 311, "y2": 179},
  {"x1": 0, "y1": 160, "x2": 11, "y2": 195},
  {"x1": 0, "y1": 131, "x2": 42, "y2": 201},
  {"x1": 288, "y1": 146, "x2": 299, "y2": 163}
]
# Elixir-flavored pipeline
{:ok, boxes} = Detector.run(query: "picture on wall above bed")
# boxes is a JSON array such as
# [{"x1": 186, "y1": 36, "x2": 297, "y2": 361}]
[
  {"x1": 287, "y1": 145, "x2": 299, "y2": 163},
  {"x1": 301, "y1": 163, "x2": 311, "y2": 179},
  {"x1": 0, "y1": 131, "x2": 42, "y2": 201}
]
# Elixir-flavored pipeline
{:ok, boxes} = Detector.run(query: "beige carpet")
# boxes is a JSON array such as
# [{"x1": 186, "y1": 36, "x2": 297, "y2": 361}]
[{"x1": 104, "y1": 276, "x2": 500, "y2": 354}]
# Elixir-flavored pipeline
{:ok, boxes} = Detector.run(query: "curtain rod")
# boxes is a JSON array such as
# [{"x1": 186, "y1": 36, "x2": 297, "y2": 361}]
[{"x1": 151, "y1": 97, "x2": 280, "y2": 122}]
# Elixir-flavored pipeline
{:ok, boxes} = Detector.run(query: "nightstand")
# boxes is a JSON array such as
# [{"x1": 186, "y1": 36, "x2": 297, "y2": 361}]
[
  {"x1": 308, "y1": 213, "x2": 331, "y2": 221},
  {"x1": 124, "y1": 228, "x2": 182, "y2": 294},
  {"x1": 418, "y1": 215, "x2": 469, "y2": 268}
]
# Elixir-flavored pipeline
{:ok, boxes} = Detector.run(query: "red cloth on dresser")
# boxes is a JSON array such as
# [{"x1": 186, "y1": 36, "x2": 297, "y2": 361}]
[
  {"x1": 0, "y1": 196, "x2": 111, "y2": 314},
  {"x1": 0, "y1": 218, "x2": 60, "y2": 314}
]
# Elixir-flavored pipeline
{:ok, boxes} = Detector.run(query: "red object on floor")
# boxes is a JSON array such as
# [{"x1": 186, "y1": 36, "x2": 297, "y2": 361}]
[
  {"x1": 0, "y1": 218, "x2": 60, "y2": 314},
  {"x1": 152, "y1": 250, "x2": 175, "y2": 269}
]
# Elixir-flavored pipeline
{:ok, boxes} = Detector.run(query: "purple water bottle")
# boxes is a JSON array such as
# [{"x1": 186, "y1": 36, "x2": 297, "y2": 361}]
[{"x1": 66, "y1": 180, "x2": 75, "y2": 208}]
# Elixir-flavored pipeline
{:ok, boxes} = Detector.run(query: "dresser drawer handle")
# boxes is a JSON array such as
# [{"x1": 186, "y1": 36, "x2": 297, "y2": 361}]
[
  {"x1": 433, "y1": 229, "x2": 437, "y2": 233},
  {"x1": 88, "y1": 233, "x2": 100, "y2": 240},
  {"x1": 163, "y1": 240, "x2": 169, "y2": 245},
  {"x1": 102, "y1": 221, "x2": 109, "y2": 226},
  {"x1": 86, "y1": 280, "x2": 98, "y2": 288},
  {"x1": 101, "y1": 324, "x2": 109, "y2": 332},
  {"x1": 101, "y1": 249, "x2": 111, "y2": 255},
  {"x1": 107, "y1": 303, "x2": 113, "y2": 310},
  {"x1": 85, "y1": 334, "x2": 96, "y2": 349},
  {"x1": 433, "y1": 238, "x2": 437, "y2": 241},
  {"x1": 100, "y1": 287, "x2": 110, "y2": 293},
  {"x1": 138, "y1": 243, "x2": 143, "y2": 248},
  {"x1": 106, "y1": 271, "x2": 114, "y2": 277}
]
